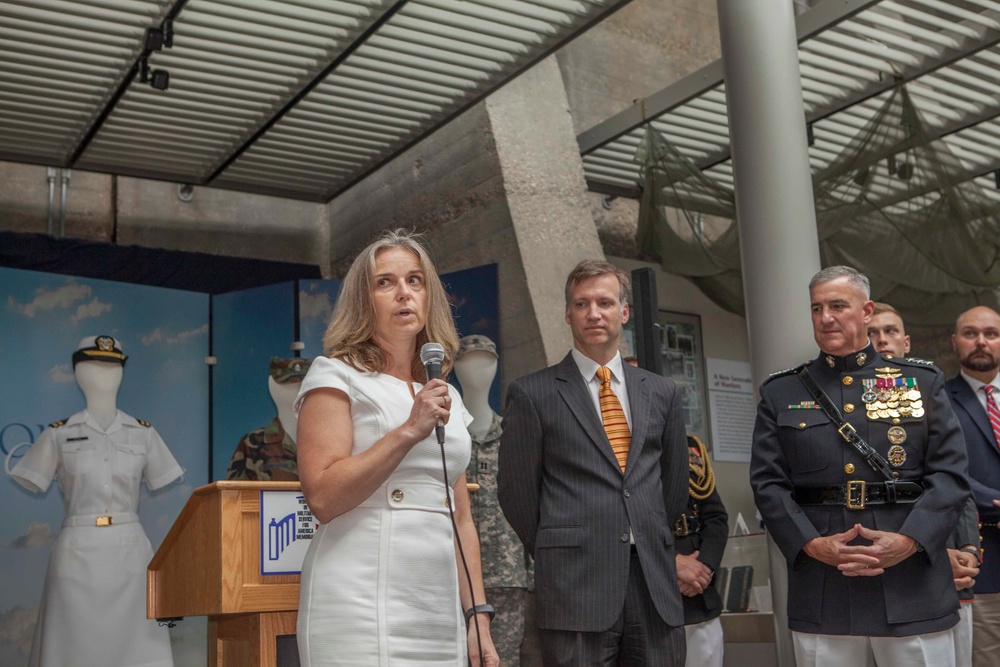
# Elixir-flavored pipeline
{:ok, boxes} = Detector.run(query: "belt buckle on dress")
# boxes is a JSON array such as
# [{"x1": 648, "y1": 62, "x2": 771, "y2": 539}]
[
  {"x1": 846, "y1": 480, "x2": 866, "y2": 510},
  {"x1": 95, "y1": 515, "x2": 113, "y2": 527}
]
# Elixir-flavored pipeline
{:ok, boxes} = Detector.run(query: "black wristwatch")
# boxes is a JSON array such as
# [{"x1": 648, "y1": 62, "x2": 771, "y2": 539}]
[{"x1": 464, "y1": 604, "x2": 496, "y2": 624}]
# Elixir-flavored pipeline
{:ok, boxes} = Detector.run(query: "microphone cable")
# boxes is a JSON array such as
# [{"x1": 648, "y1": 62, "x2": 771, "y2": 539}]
[
  {"x1": 439, "y1": 432, "x2": 487, "y2": 667},
  {"x1": 421, "y1": 342, "x2": 486, "y2": 666}
]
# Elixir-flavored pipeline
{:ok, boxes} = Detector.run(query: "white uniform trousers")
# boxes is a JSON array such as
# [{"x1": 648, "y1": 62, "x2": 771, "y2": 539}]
[
  {"x1": 683, "y1": 618, "x2": 723, "y2": 667},
  {"x1": 792, "y1": 629, "x2": 955, "y2": 667},
  {"x1": 954, "y1": 602, "x2": 973, "y2": 667}
]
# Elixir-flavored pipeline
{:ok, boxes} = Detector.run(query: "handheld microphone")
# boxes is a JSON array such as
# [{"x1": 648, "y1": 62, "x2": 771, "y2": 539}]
[{"x1": 419, "y1": 342, "x2": 446, "y2": 445}]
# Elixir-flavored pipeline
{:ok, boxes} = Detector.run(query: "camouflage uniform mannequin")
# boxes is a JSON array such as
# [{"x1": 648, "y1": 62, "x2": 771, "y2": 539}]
[
  {"x1": 457, "y1": 335, "x2": 530, "y2": 665},
  {"x1": 226, "y1": 357, "x2": 311, "y2": 481}
]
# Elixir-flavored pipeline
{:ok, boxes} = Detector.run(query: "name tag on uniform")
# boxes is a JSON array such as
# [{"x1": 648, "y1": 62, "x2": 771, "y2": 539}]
[{"x1": 66, "y1": 436, "x2": 89, "y2": 442}]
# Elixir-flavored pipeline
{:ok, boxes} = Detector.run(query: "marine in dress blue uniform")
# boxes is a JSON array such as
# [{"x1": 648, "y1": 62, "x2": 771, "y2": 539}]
[{"x1": 750, "y1": 267, "x2": 971, "y2": 666}]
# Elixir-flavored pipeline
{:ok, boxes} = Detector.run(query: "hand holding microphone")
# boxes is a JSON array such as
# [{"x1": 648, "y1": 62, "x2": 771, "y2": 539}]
[{"x1": 420, "y1": 342, "x2": 448, "y2": 445}]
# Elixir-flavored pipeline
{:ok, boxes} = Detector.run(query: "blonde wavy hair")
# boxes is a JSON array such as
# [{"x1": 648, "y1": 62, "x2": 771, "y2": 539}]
[{"x1": 322, "y1": 229, "x2": 459, "y2": 381}]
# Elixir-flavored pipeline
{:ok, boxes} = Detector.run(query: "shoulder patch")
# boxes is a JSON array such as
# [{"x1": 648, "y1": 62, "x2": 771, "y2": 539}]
[
  {"x1": 137, "y1": 419, "x2": 151, "y2": 427},
  {"x1": 902, "y1": 357, "x2": 936, "y2": 367},
  {"x1": 763, "y1": 363, "x2": 806, "y2": 386},
  {"x1": 48, "y1": 418, "x2": 68, "y2": 429}
]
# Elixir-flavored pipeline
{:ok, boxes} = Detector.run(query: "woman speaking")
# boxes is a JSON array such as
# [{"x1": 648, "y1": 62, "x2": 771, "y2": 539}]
[{"x1": 295, "y1": 229, "x2": 498, "y2": 666}]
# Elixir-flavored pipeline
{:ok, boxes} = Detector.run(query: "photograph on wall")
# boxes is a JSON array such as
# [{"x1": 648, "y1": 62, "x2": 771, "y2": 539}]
[
  {"x1": 658, "y1": 310, "x2": 710, "y2": 446},
  {"x1": 0, "y1": 267, "x2": 210, "y2": 667}
]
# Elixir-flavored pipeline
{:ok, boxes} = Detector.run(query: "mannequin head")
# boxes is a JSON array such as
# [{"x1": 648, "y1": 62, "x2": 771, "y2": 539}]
[
  {"x1": 75, "y1": 360, "x2": 124, "y2": 396},
  {"x1": 454, "y1": 335, "x2": 498, "y2": 391},
  {"x1": 72, "y1": 335, "x2": 126, "y2": 402},
  {"x1": 269, "y1": 375, "x2": 301, "y2": 417},
  {"x1": 269, "y1": 357, "x2": 312, "y2": 443}
]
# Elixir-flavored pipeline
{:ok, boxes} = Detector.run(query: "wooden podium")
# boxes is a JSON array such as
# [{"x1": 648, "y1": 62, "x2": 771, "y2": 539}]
[{"x1": 148, "y1": 481, "x2": 302, "y2": 667}]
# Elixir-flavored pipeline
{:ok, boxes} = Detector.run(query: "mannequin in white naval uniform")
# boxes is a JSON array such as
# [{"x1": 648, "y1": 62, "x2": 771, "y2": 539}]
[{"x1": 9, "y1": 335, "x2": 182, "y2": 667}]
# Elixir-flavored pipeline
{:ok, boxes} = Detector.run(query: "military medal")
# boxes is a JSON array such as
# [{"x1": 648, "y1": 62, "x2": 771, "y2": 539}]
[
  {"x1": 887, "y1": 444, "x2": 906, "y2": 466},
  {"x1": 887, "y1": 426, "x2": 907, "y2": 445},
  {"x1": 863, "y1": 376, "x2": 922, "y2": 421}
]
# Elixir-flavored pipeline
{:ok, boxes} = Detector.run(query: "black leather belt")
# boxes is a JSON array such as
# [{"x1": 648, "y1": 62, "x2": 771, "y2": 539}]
[
  {"x1": 793, "y1": 480, "x2": 923, "y2": 510},
  {"x1": 674, "y1": 514, "x2": 701, "y2": 537}
]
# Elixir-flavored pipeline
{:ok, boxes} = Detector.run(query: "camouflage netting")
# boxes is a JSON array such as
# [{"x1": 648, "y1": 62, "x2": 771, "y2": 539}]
[{"x1": 636, "y1": 82, "x2": 1000, "y2": 325}]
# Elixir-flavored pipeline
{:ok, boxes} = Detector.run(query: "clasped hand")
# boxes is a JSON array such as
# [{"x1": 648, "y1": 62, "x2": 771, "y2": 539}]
[
  {"x1": 676, "y1": 551, "x2": 713, "y2": 597},
  {"x1": 803, "y1": 523, "x2": 917, "y2": 576},
  {"x1": 947, "y1": 548, "x2": 979, "y2": 590}
]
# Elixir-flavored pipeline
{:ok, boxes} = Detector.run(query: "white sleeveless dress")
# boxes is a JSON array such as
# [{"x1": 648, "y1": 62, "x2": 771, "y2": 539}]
[{"x1": 295, "y1": 357, "x2": 473, "y2": 666}]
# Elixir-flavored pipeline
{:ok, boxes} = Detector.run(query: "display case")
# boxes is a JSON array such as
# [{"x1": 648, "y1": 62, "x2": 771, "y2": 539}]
[
  {"x1": 716, "y1": 531, "x2": 771, "y2": 615},
  {"x1": 717, "y1": 531, "x2": 776, "y2": 652}
]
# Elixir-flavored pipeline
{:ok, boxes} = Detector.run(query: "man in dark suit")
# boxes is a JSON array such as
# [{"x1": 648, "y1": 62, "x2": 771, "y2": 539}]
[
  {"x1": 750, "y1": 266, "x2": 970, "y2": 666},
  {"x1": 945, "y1": 305, "x2": 1000, "y2": 667},
  {"x1": 497, "y1": 259, "x2": 689, "y2": 666}
]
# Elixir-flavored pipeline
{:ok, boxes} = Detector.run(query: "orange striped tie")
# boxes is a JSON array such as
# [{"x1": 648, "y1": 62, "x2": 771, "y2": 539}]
[{"x1": 597, "y1": 366, "x2": 630, "y2": 471}]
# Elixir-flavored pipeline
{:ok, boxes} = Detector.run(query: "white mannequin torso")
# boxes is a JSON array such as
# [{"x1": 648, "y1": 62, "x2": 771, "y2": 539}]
[
  {"x1": 454, "y1": 352, "x2": 498, "y2": 439},
  {"x1": 75, "y1": 361, "x2": 123, "y2": 431},
  {"x1": 269, "y1": 376, "x2": 300, "y2": 443}
]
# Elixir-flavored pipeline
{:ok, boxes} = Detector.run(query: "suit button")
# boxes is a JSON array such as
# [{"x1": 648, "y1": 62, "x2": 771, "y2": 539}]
[
  {"x1": 623, "y1": 489, "x2": 630, "y2": 498},
  {"x1": 844, "y1": 403, "x2": 855, "y2": 413},
  {"x1": 844, "y1": 463, "x2": 855, "y2": 474},
  {"x1": 799, "y1": 422, "x2": 807, "y2": 429},
  {"x1": 843, "y1": 376, "x2": 853, "y2": 386},
  {"x1": 620, "y1": 533, "x2": 629, "y2": 542},
  {"x1": 391, "y1": 489, "x2": 404, "y2": 502}
]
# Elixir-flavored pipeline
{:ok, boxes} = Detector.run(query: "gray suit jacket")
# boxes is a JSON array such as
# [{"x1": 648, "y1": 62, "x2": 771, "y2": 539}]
[{"x1": 497, "y1": 352, "x2": 689, "y2": 632}]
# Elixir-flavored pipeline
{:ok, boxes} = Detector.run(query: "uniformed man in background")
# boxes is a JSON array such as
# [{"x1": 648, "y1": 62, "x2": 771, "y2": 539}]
[
  {"x1": 866, "y1": 302, "x2": 980, "y2": 667},
  {"x1": 750, "y1": 266, "x2": 971, "y2": 666},
  {"x1": 674, "y1": 435, "x2": 728, "y2": 667}
]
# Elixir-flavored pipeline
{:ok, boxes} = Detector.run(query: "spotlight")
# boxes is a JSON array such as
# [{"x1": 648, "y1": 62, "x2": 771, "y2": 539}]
[
  {"x1": 150, "y1": 69, "x2": 170, "y2": 91},
  {"x1": 145, "y1": 27, "x2": 164, "y2": 51}
]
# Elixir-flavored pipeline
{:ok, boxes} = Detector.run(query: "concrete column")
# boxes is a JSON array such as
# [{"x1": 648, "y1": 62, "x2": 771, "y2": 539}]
[
  {"x1": 328, "y1": 55, "x2": 603, "y2": 386},
  {"x1": 718, "y1": 1, "x2": 822, "y2": 664},
  {"x1": 485, "y1": 56, "x2": 605, "y2": 367}
]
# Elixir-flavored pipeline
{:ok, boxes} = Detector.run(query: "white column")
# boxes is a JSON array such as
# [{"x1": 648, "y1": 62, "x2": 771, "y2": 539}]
[{"x1": 718, "y1": 1, "x2": 821, "y2": 664}]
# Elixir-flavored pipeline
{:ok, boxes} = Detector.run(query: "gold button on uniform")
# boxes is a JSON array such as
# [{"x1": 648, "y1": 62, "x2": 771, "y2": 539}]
[
  {"x1": 844, "y1": 463, "x2": 855, "y2": 474},
  {"x1": 844, "y1": 403, "x2": 855, "y2": 413},
  {"x1": 444, "y1": 495, "x2": 451, "y2": 509},
  {"x1": 843, "y1": 376, "x2": 853, "y2": 386},
  {"x1": 799, "y1": 422, "x2": 807, "y2": 429},
  {"x1": 391, "y1": 489, "x2": 404, "y2": 502}
]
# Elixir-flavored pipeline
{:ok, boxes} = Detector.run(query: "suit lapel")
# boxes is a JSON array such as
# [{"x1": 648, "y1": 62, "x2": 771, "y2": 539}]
[
  {"x1": 623, "y1": 364, "x2": 649, "y2": 478},
  {"x1": 950, "y1": 376, "x2": 997, "y2": 447},
  {"x1": 555, "y1": 353, "x2": 623, "y2": 472}
]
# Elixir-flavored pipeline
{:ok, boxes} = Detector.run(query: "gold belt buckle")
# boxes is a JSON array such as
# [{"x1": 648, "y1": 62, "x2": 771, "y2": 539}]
[
  {"x1": 95, "y1": 515, "x2": 113, "y2": 527},
  {"x1": 838, "y1": 422, "x2": 858, "y2": 442},
  {"x1": 675, "y1": 514, "x2": 690, "y2": 537},
  {"x1": 846, "y1": 480, "x2": 866, "y2": 510}
]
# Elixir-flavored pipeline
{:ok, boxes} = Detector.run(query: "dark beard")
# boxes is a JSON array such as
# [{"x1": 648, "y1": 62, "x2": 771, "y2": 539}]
[{"x1": 962, "y1": 350, "x2": 999, "y2": 373}]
